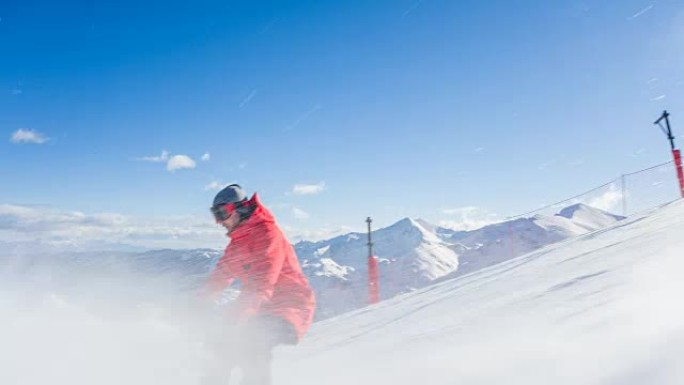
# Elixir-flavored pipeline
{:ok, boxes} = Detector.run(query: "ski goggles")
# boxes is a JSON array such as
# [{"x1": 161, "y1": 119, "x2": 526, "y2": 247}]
[{"x1": 210, "y1": 202, "x2": 239, "y2": 222}]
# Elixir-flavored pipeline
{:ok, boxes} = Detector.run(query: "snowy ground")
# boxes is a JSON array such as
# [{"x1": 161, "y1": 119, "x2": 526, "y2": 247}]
[
  {"x1": 1, "y1": 200, "x2": 684, "y2": 384},
  {"x1": 277, "y1": 200, "x2": 684, "y2": 385}
]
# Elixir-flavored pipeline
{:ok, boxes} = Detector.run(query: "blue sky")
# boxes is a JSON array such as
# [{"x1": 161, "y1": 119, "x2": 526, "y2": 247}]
[{"x1": 1, "y1": 0, "x2": 683, "y2": 247}]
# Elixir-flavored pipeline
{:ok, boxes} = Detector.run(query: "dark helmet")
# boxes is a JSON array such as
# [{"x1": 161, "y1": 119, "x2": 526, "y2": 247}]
[
  {"x1": 211, "y1": 184, "x2": 253, "y2": 223},
  {"x1": 212, "y1": 184, "x2": 247, "y2": 207}
]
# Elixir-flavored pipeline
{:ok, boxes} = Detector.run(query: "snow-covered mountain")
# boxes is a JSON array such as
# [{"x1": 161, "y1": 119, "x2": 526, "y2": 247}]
[
  {"x1": 0, "y1": 203, "x2": 624, "y2": 320},
  {"x1": 296, "y1": 203, "x2": 624, "y2": 318},
  {"x1": 296, "y1": 217, "x2": 460, "y2": 318},
  {"x1": 437, "y1": 203, "x2": 625, "y2": 278}
]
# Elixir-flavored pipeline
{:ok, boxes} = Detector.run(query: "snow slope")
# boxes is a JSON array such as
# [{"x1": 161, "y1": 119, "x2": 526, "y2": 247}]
[
  {"x1": 0, "y1": 201, "x2": 681, "y2": 384},
  {"x1": 275, "y1": 200, "x2": 684, "y2": 385}
]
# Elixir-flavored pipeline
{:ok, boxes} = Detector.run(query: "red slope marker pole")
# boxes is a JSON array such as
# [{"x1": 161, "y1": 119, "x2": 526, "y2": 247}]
[
  {"x1": 366, "y1": 217, "x2": 379, "y2": 305},
  {"x1": 672, "y1": 149, "x2": 684, "y2": 198}
]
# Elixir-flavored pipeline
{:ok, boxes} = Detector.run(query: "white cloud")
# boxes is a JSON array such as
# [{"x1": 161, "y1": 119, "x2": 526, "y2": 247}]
[
  {"x1": 0, "y1": 204, "x2": 128, "y2": 235},
  {"x1": 204, "y1": 181, "x2": 226, "y2": 191},
  {"x1": 555, "y1": 185, "x2": 624, "y2": 215},
  {"x1": 292, "y1": 182, "x2": 326, "y2": 196},
  {"x1": 138, "y1": 150, "x2": 169, "y2": 162},
  {"x1": 651, "y1": 95, "x2": 666, "y2": 101},
  {"x1": 585, "y1": 186, "x2": 623, "y2": 212},
  {"x1": 439, "y1": 206, "x2": 499, "y2": 231},
  {"x1": 201, "y1": 153, "x2": 211, "y2": 162},
  {"x1": 442, "y1": 206, "x2": 480, "y2": 216},
  {"x1": 11, "y1": 129, "x2": 47, "y2": 144},
  {"x1": 0, "y1": 204, "x2": 225, "y2": 250},
  {"x1": 282, "y1": 224, "x2": 356, "y2": 243},
  {"x1": 292, "y1": 207, "x2": 310, "y2": 221},
  {"x1": 167, "y1": 155, "x2": 196, "y2": 172}
]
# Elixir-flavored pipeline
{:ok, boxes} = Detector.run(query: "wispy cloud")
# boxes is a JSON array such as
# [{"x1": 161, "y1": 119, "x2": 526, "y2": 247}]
[
  {"x1": 292, "y1": 182, "x2": 326, "y2": 196},
  {"x1": 204, "y1": 181, "x2": 226, "y2": 191},
  {"x1": 557, "y1": 185, "x2": 623, "y2": 215},
  {"x1": 584, "y1": 186, "x2": 623, "y2": 213},
  {"x1": 402, "y1": 0, "x2": 425, "y2": 18},
  {"x1": 259, "y1": 18, "x2": 279, "y2": 34},
  {"x1": 629, "y1": 148, "x2": 646, "y2": 158},
  {"x1": 166, "y1": 155, "x2": 196, "y2": 172},
  {"x1": 627, "y1": 4, "x2": 654, "y2": 20},
  {"x1": 439, "y1": 206, "x2": 499, "y2": 231},
  {"x1": 284, "y1": 105, "x2": 321, "y2": 131},
  {"x1": 201, "y1": 153, "x2": 211, "y2": 162},
  {"x1": 11, "y1": 129, "x2": 47, "y2": 144},
  {"x1": 0, "y1": 204, "x2": 225, "y2": 249},
  {"x1": 442, "y1": 206, "x2": 480, "y2": 216},
  {"x1": 282, "y1": 224, "x2": 356, "y2": 243},
  {"x1": 137, "y1": 150, "x2": 169, "y2": 162},
  {"x1": 651, "y1": 95, "x2": 666, "y2": 101},
  {"x1": 11, "y1": 88, "x2": 22, "y2": 95},
  {"x1": 537, "y1": 158, "x2": 558, "y2": 171},
  {"x1": 292, "y1": 207, "x2": 310, "y2": 221},
  {"x1": 239, "y1": 89, "x2": 257, "y2": 109},
  {"x1": 0, "y1": 204, "x2": 125, "y2": 232}
]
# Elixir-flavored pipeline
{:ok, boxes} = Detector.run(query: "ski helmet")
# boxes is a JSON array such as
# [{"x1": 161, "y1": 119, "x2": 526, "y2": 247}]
[{"x1": 211, "y1": 184, "x2": 249, "y2": 222}]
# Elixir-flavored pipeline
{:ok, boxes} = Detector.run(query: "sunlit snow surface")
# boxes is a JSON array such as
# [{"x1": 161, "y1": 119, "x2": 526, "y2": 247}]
[
  {"x1": 278, "y1": 200, "x2": 684, "y2": 385},
  {"x1": 1, "y1": 200, "x2": 684, "y2": 384}
]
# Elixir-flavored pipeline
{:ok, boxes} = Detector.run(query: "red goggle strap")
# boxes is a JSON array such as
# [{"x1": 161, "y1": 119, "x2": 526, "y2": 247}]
[
  {"x1": 224, "y1": 202, "x2": 238, "y2": 214},
  {"x1": 216, "y1": 202, "x2": 238, "y2": 220}
]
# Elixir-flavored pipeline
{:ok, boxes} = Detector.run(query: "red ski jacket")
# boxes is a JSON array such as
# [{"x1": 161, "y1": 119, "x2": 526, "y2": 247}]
[{"x1": 204, "y1": 193, "x2": 316, "y2": 341}]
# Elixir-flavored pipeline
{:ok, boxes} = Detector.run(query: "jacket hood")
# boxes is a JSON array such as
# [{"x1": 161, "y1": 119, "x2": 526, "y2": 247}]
[{"x1": 229, "y1": 193, "x2": 275, "y2": 237}]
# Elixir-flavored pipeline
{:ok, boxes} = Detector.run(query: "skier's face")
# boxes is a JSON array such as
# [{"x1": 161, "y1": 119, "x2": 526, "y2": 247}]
[{"x1": 220, "y1": 210, "x2": 241, "y2": 234}]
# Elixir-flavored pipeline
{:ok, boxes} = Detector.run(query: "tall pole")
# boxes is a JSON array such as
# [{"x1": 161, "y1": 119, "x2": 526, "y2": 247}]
[
  {"x1": 655, "y1": 111, "x2": 676, "y2": 151},
  {"x1": 654, "y1": 111, "x2": 684, "y2": 198},
  {"x1": 366, "y1": 217, "x2": 379, "y2": 304}
]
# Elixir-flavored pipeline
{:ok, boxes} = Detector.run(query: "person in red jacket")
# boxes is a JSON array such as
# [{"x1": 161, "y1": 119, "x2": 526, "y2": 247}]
[{"x1": 201, "y1": 184, "x2": 316, "y2": 385}]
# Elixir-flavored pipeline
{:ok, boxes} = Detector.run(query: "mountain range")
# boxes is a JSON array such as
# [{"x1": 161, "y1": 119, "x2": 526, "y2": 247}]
[{"x1": 0, "y1": 203, "x2": 624, "y2": 320}]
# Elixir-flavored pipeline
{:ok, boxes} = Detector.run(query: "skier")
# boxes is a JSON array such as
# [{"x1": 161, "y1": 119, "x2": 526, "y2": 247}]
[{"x1": 201, "y1": 184, "x2": 316, "y2": 385}]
